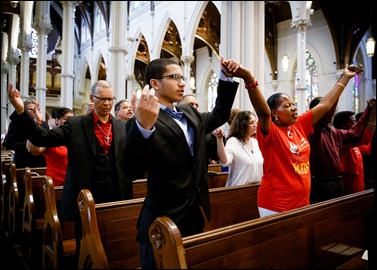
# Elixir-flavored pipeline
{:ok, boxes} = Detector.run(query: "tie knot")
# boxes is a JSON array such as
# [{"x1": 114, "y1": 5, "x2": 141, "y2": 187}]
[{"x1": 164, "y1": 107, "x2": 184, "y2": 121}]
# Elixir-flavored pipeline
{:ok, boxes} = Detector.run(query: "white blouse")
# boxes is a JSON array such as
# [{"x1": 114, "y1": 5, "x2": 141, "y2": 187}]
[{"x1": 220, "y1": 136, "x2": 263, "y2": 187}]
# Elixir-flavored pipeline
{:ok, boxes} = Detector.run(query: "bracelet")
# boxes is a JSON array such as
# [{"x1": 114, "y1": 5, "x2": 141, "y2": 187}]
[
  {"x1": 244, "y1": 78, "x2": 259, "y2": 91},
  {"x1": 336, "y1": 82, "x2": 346, "y2": 88}
]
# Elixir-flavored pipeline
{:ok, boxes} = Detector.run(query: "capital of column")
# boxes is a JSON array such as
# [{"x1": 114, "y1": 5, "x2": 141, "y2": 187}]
[
  {"x1": 33, "y1": 21, "x2": 53, "y2": 36},
  {"x1": 109, "y1": 46, "x2": 128, "y2": 55},
  {"x1": 6, "y1": 49, "x2": 21, "y2": 66},
  {"x1": 60, "y1": 1, "x2": 81, "y2": 10},
  {"x1": 291, "y1": 19, "x2": 311, "y2": 31},
  {"x1": 181, "y1": 55, "x2": 195, "y2": 65},
  {"x1": 19, "y1": 33, "x2": 33, "y2": 52}
]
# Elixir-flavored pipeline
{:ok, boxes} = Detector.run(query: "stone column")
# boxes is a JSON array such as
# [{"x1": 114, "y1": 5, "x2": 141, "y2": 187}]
[
  {"x1": 181, "y1": 55, "x2": 195, "y2": 94},
  {"x1": 60, "y1": 1, "x2": 80, "y2": 108},
  {"x1": 1, "y1": 32, "x2": 9, "y2": 133},
  {"x1": 7, "y1": 49, "x2": 21, "y2": 117},
  {"x1": 18, "y1": 1, "x2": 34, "y2": 101},
  {"x1": 290, "y1": 1, "x2": 312, "y2": 114},
  {"x1": 108, "y1": 1, "x2": 128, "y2": 101},
  {"x1": 33, "y1": 1, "x2": 52, "y2": 119}
]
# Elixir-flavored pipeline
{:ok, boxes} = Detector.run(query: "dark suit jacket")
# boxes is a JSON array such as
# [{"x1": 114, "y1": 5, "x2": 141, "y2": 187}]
[
  {"x1": 4, "y1": 120, "x2": 48, "y2": 168},
  {"x1": 125, "y1": 79, "x2": 239, "y2": 243},
  {"x1": 9, "y1": 111, "x2": 133, "y2": 221}
]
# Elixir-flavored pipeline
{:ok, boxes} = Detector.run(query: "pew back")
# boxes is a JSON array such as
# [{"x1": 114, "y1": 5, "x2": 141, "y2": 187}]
[
  {"x1": 1, "y1": 158, "x2": 12, "y2": 231},
  {"x1": 77, "y1": 183, "x2": 260, "y2": 269},
  {"x1": 207, "y1": 171, "x2": 228, "y2": 189},
  {"x1": 22, "y1": 171, "x2": 48, "y2": 269},
  {"x1": 8, "y1": 164, "x2": 46, "y2": 243},
  {"x1": 149, "y1": 189, "x2": 373, "y2": 269},
  {"x1": 42, "y1": 176, "x2": 76, "y2": 270}
]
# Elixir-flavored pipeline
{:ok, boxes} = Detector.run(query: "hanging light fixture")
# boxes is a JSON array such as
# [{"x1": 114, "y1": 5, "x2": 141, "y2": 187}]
[
  {"x1": 366, "y1": 7, "x2": 375, "y2": 57},
  {"x1": 282, "y1": 54, "x2": 289, "y2": 72},
  {"x1": 366, "y1": 37, "x2": 375, "y2": 57},
  {"x1": 281, "y1": 7, "x2": 289, "y2": 72}
]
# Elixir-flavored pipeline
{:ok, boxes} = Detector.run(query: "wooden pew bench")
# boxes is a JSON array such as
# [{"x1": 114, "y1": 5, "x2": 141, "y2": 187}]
[
  {"x1": 207, "y1": 171, "x2": 228, "y2": 189},
  {"x1": 207, "y1": 164, "x2": 221, "y2": 172},
  {"x1": 42, "y1": 176, "x2": 76, "y2": 270},
  {"x1": 133, "y1": 178, "x2": 147, "y2": 199},
  {"x1": 7, "y1": 163, "x2": 46, "y2": 244},
  {"x1": 149, "y1": 189, "x2": 373, "y2": 269},
  {"x1": 77, "y1": 183, "x2": 260, "y2": 269},
  {"x1": 1, "y1": 158, "x2": 12, "y2": 231}
]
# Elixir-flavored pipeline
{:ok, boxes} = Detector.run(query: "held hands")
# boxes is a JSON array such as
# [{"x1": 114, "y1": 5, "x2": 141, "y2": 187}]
[
  {"x1": 130, "y1": 84, "x2": 159, "y2": 130},
  {"x1": 7, "y1": 82, "x2": 25, "y2": 114},
  {"x1": 220, "y1": 56, "x2": 253, "y2": 82}
]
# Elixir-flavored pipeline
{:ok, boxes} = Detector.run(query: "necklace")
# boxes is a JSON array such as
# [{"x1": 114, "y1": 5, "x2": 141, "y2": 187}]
[
  {"x1": 96, "y1": 123, "x2": 112, "y2": 143},
  {"x1": 287, "y1": 130, "x2": 293, "y2": 139}
]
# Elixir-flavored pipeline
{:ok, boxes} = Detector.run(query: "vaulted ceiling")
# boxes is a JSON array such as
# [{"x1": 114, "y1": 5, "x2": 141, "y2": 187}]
[{"x1": 1, "y1": 1, "x2": 376, "y2": 79}]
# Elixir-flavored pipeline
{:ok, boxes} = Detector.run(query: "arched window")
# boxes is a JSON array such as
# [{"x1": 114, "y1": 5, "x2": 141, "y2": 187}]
[
  {"x1": 207, "y1": 71, "x2": 218, "y2": 111},
  {"x1": 294, "y1": 50, "x2": 319, "y2": 110}
]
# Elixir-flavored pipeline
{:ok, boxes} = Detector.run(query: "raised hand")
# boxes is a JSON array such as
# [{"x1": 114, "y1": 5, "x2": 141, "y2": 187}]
[
  {"x1": 130, "y1": 84, "x2": 160, "y2": 130},
  {"x1": 7, "y1": 82, "x2": 25, "y2": 114}
]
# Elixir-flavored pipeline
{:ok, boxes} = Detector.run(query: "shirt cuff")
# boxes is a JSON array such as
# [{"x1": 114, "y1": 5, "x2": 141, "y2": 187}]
[
  {"x1": 136, "y1": 120, "x2": 155, "y2": 139},
  {"x1": 219, "y1": 70, "x2": 234, "y2": 83}
]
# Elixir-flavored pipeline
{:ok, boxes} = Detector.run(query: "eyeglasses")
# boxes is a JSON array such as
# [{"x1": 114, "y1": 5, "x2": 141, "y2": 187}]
[
  {"x1": 93, "y1": 95, "x2": 116, "y2": 102},
  {"x1": 157, "y1": 74, "x2": 187, "y2": 82}
]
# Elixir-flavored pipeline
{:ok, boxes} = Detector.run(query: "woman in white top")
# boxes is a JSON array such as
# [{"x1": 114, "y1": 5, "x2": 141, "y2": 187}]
[{"x1": 215, "y1": 110, "x2": 263, "y2": 186}]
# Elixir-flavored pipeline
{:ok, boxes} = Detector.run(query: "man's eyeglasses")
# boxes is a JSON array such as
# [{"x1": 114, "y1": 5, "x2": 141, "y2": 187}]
[
  {"x1": 93, "y1": 95, "x2": 116, "y2": 102},
  {"x1": 157, "y1": 74, "x2": 187, "y2": 82}
]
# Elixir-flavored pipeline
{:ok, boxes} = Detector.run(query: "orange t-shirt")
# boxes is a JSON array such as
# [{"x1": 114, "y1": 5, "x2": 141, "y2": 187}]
[
  {"x1": 257, "y1": 110, "x2": 313, "y2": 212},
  {"x1": 42, "y1": 146, "x2": 68, "y2": 186}
]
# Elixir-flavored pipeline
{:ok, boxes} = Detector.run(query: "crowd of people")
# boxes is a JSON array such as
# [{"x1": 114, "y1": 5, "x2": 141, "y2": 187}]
[{"x1": 4, "y1": 57, "x2": 375, "y2": 269}]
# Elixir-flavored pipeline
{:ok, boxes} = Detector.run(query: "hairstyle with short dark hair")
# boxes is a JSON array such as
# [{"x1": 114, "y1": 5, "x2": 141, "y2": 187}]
[
  {"x1": 266, "y1": 93, "x2": 290, "y2": 110},
  {"x1": 309, "y1": 96, "x2": 323, "y2": 109},
  {"x1": 56, "y1": 107, "x2": 74, "y2": 119},
  {"x1": 114, "y1": 99, "x2": 129, "y2": 112},
  {"x1": 145, "y1": 58, "x2": 179, "y2": 88},
  {"x1": 333, "y1": 111, "x2": 355, "y2": 129}
]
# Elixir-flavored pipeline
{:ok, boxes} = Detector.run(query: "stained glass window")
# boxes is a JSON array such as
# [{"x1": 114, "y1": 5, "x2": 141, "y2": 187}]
[{"x1": 207, "y1": 71, "x2": 218, "y2": 111}]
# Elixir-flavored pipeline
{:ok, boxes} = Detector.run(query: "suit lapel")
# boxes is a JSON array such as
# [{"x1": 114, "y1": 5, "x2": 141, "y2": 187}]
[
  {"x1": 82, "y1": 114, "x2": 96, "y2": 155},
  {"x1": 159, "y1": 109, "x2": 189, "y2": 148}
]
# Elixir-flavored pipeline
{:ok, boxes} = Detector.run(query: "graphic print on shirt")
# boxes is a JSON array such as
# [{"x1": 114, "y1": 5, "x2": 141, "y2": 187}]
[{"x1": 289, "y1": 138, "x2": 310, "y2": 175}]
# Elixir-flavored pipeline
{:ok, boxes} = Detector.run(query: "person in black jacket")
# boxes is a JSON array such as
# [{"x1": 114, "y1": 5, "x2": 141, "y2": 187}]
[{"x1": 3, "y1": 99, "x2": 48, "y2": 168}]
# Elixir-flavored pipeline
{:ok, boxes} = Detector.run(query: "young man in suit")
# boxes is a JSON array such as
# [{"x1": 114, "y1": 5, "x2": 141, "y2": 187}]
[
  {"x1": 125, "y1": 56, "x2": 242, "y2": 268},
  {"x1": 7, "y1": 80, "x2": 133, "y2": 262}
]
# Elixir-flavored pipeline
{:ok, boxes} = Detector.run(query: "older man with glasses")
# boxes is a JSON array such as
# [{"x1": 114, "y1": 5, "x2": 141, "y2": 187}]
[{"x1": 7, "y1": 80, "x2": 133, "y2": 265}]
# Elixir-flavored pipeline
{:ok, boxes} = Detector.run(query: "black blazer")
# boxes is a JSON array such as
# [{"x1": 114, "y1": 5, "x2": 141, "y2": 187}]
[
  {"x1": 9, "y1": 112, "x2": 132, "y2": 221},
  {"x1": 125, "y1": 79, "x2": 239, "y2": 243}
]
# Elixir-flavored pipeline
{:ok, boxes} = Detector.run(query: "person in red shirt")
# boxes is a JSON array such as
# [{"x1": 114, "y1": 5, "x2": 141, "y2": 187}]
[
  {"x1": 26, "y1": 107, "x2": 75, "y2": 186},
  {"x1": 333, "y1": 106, "x2": 376, "y2": 194},
  {"x1": 226, "y1": 63, "x2": 364, "y2": 217}
]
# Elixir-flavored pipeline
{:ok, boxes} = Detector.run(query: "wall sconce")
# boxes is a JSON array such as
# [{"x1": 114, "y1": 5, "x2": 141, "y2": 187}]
[
  {"x1": 366, "y1": 37, "x2": 375, "y2": 57},
  {"x1": 282, "y1": 54, "x2": 289, "y2": 72},
  {"x1": 190, "y1": 77, "x2": 196, "y2": 90}
]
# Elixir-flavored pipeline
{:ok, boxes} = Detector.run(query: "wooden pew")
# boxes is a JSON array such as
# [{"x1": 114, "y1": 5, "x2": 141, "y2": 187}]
[
  {"x1": 207, "y1": 163, "x2": 221, "y2": 172},
  {"x1": 77, "y1": 183, "x2": 260, "y2": 269},
  {"x1": 7, "y1": 163, "x2": 46, "y2": 244},
  {"x1": 149, "y1": 189, "x2": 373, "y2": 269},
  {"x1": 207, "y1": 171, "x2": 228, "y2": 189},
  {"x1": 133, "y1": 178, "x2": 147, "y2": 199},
  {"x1": 21, "y1": 170, "x2": 49, "y2": 269},
  {"x1": 42, "y1": 176, "x2": 76, "y2": 270},
  {"x1": 1, "y1": 158, "x2": 12, "y2": 231}
]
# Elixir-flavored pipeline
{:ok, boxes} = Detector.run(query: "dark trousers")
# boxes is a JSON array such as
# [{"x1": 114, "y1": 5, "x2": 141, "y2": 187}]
[{"x1": 310, "y1": 175, "x2": 345, "y2": 204}]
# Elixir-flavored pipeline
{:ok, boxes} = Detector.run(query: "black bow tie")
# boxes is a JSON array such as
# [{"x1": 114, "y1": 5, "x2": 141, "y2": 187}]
[{"x1": 164, "y1": 107, "x2": 184, "y2": 121}]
